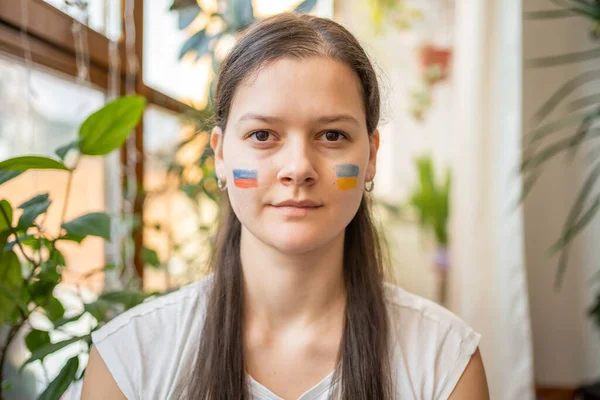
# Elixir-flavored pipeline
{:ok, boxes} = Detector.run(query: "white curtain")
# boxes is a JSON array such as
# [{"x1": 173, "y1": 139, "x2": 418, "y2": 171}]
[{"x1": 448, "y1": 0, "x2": 535, "y2": 399}]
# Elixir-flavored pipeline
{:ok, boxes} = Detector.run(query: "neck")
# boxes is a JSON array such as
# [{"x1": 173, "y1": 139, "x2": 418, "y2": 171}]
[{"x1": 240, "y1": 226, "x2": 347, "y2": 333}]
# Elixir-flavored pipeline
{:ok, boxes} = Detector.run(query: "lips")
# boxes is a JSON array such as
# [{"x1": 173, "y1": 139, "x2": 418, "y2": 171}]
[
  {"x1": 272, "y1": 199, "x2": 322, "y2": 208},
  {"x1": 271, "y1": 199, "x2": 322, "y2": 217}
]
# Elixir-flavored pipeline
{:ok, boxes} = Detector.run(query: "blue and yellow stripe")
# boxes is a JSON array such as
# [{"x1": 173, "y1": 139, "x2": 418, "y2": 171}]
[{"x1": 335, "y1": 164, "x2": 359, "y2": 190}]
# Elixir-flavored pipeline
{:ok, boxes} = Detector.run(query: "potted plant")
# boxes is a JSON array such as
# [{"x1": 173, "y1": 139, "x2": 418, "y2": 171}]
[{"x1": 407, "y1": 154, "x2": 451, "y2": 305}]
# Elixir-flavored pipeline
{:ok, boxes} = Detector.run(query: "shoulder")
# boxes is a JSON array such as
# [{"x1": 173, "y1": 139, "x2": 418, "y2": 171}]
[
  {"x1": 383, "y1": 282, "x2": 478, "y2": 341},
  {"x1": 383, "y1": 282, "x2": 481, "y2": 399},
  {"x1": 92, "y1": 276, "x2": 210, "y2": 342},
  {"x1": 89, "y1": 275, "x2": 213, "y2": 399}
]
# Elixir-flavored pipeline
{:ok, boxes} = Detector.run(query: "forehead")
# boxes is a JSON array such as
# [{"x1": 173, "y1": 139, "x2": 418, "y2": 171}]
[{"x1": 228, "y1": 57, "x2": 366, "y2": 129}]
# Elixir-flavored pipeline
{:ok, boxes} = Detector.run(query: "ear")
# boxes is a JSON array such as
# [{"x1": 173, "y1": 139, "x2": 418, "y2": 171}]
[
  {"x1": 210, "y1": 126, "x2": 226, "y2": 180},
  {"x1": 366, "y1": 129, "x2": 380, "y2": 182}
]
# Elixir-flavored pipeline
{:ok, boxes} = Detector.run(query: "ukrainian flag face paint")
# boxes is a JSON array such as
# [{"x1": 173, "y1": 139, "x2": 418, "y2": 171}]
[
  {"x1": 335, "y1": 164, "x2": 359, "y2": 190},
  {"x1": 233, "y1": 169, "x2": 258, "y2": 189}
]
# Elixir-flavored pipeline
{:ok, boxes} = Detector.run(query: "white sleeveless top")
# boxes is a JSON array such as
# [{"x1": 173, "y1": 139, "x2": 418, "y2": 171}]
[{"x1": 91, "y1": 275, "x2": 480, "y2": 400}]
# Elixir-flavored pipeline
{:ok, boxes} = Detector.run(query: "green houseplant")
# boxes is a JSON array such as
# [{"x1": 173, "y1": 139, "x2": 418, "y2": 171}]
[
  {"x1": 522, "y1": 2, "x2": 599, "y2": 294},
  {"x1": 522, "y1": 2, "x2": 599, "y2": 395},
  {"x1": 407, "y1": 154, "x2": 451, "y2": 304},
  {"x1": 0, "y1": 95, "x2": 155, "y2": 400}
]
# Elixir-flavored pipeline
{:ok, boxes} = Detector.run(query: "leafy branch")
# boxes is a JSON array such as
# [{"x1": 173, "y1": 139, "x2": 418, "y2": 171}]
[
  {"x1": 0, "y1": 95, "x2": 157, "y2": 399},
  {"x1": 522, "y1": 1, "x2": 600, "y2": 292}
]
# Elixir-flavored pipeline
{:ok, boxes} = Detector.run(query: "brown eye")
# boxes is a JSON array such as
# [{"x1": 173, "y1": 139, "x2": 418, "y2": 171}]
[
  {"x1": 325, "y1": 131, "x2": 342, "y2": 141},
  {"x1": 252, "y1": 131, "x2": 270, "y2": 141}
]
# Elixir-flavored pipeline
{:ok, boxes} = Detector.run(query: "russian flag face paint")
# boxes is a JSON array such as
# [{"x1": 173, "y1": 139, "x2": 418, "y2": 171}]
[
  {"x1": 335, "y1": 164, "x2": 359, "y2": 190},
  {"x1": 233, "y1": 169, "x2": 258, "y2": 189}
]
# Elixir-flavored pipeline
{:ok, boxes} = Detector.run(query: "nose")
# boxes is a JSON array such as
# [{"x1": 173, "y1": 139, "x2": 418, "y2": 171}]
[{"x1": 276, "y1": 138, "x2": 318, "y2": 187}]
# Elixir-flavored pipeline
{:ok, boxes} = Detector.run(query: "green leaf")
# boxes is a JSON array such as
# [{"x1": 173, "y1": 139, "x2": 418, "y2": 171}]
[
  {"x1": 38, "y1": 356, "x2": 80, "y2": 400},
  {"x1": 84, "y1": 299, "x2": 111, "y2": 321},
  {"x1": 519, "y1": 171, "x2": 541, "y2": 204},
  {"x1": 169, "y1": 0, "x2": 199, "y2": 11},
  {"x1": 0, "y1": 156, "x2": 69, "y2": 171},
  {"x1": 25, "y1": 329, "x2": 51, "y2": 353},
  {"x1": 294, "y1": 0, "x2": 318, "y2": 13},
  {"x1": 588, "y1": 292, "x2": 600, "y2": 331},
  {"x1": 17, "y1": 193, "x2": 51, "y2": 230},
  {"x1": 0, "y1": 170, "x2": 23, "y2": 186},
  {"x1": 222, "y1": 0, "x2": 255, "y2": 30},
  {"x1": 521, "y1": 127, "x2": 600, "y2": 171},
  {"x1": 50, "y1": 248, "x2": 66, "y2": 267},
  {"x1": 29, "y1": 265, "x2": 61, "y2": 304},
  {"x1": 55, "y1": 140, "x2": 80, "y2": 160},
  {"x1": 523, "y1": 8, "x2": 582, "y2": 19},
  {"x1": 0, "y1": 250, "x2": 22, "y2": 289},
  {"x1": 20, "y1": 335, "x2": 88, "y2": 372},
  {"x1": 553, "y1": 161, "x2": 600, "y2": 289},
  {"x1": 61, "y1": 212, "x2": 111, "y2": 241},
  {"x1": 526, "y1": 47, "x2": 600, "y2": 68},
  {"x1": 179, "y1": 28, "x2": 212, "y2": 60},
  {"x1": 57, "y1": 233, "x2": 86, "y2": 244},
  {"x1": 0, "y1": 231, "x2": 10, "y2": 251},
  {"x1": 44, "y1": 297, "x2": 65, "y2": 322},
  {"x1": 173, "y1": 1, "x2": 202, "y2": 29},
  {"x1": 20, "y1": 235, "x2": 47, "y2": 249},
  {"x1": 567, "y1": 106, "x2": 600, "y2": 159},
  {"x1": 0, "y1": 250, "x2": 23, "y2": 325},
  {"x1": 0, "y1": 199, "x2": 13, "y2": 233},
  {"x1": 567, "y1": 94, "x2": 600, "y2": 113},
  {"x1": 99, "y1": 290, "x2": 152, "y2": 310},
  {"x1": 525, "y1": 111, "x2": 590, "y2": 144},
  {"x1": 549, "y1": 194, "x2": 600, "y2": 255},
  {"x1": 53, "y1": 313, "x2": 84, "y2": 329},
  {"x1": 0, "y1": 284, "x2": 27, "y2": 321},
  {"x1": 529, "y1": 69, "x2": 600, "y2": 125},
  {"x1": 142, "y1": 247, "x2": 161, "y2": 268},
  {"x1": 78, "y1": 95, "x2": 146, "y2": 156}
]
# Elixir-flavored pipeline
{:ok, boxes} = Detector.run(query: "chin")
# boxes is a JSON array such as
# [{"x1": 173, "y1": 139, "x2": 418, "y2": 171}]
[{"x1": 265, "y1": 225, "x2": 338, "y2": 255}]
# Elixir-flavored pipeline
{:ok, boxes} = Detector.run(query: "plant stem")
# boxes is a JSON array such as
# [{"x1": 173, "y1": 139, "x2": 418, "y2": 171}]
[
  {"x1": 59, "y1": 170, "x2": 75, "y2": 229},
  {"x1": 0, "y1": 203, "x2": 36, "y2": 266}
]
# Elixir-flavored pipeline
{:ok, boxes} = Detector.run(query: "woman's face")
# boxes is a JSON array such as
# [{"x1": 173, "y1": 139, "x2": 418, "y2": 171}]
[{"x1": 211, "y1": 57, "x2": 379, "y2": 255}]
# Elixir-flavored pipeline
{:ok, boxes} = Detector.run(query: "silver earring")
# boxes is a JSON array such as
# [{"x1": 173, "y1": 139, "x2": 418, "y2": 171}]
[
  {"x1": 217, "y1": 176, "x2": 227, "y2": 191},
  {"x1": 365, "y1": 180, "x2": 374, "y2": 193}
]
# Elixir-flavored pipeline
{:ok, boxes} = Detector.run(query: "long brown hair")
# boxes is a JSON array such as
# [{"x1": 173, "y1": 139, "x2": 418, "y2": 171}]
[{"x1": 184, "y1": 13, "x2": 394, "y2": 399}]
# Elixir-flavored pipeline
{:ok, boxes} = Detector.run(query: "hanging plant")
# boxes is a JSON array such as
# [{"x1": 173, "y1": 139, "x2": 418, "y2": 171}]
[{"x1": 409, "y1": 42, "x2": 453, "y2": 122}]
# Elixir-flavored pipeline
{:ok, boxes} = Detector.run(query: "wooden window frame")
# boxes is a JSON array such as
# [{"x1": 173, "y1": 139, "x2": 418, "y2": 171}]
[{"x1": 0, "y1": 0, "x2": 190, "y2": 279}]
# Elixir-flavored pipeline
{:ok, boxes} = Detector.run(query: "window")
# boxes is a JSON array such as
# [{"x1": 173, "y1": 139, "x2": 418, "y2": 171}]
[
  {"x1": 42, "y1": 0, "x2": 122, "y2": 40},
  {"x1": 0, "y1": 55, "x2": 108, "y2": 291}
]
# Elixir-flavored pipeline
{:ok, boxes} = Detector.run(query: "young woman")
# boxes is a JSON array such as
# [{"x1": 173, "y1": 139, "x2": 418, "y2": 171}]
[{"x1": 82, "y1": 13, "x2": 489, "y2": 400}]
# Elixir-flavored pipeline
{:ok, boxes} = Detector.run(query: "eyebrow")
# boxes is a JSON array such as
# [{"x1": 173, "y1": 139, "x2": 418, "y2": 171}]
[{"x1": 238, "y1": 113, "x2": 360, "y2": 126}]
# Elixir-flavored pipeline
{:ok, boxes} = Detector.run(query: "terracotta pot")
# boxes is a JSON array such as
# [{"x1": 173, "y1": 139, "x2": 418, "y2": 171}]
[{"x1": 418, "y1": 43, "x2": 452, "y2": 83}]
